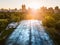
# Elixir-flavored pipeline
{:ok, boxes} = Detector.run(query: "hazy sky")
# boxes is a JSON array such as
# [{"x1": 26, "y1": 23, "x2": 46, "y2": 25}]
[{"x1": 0, "y1": 0, "x2": 60, "y2": 9}]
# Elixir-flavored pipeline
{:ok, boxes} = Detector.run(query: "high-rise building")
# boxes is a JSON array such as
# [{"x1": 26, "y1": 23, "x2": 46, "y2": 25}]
[
  {"x1": 22, "y1": 4, "x2": 26, "y2": 10},
  {"x1": 21, "y1": 4, "x2": 27, "y2": 12}
]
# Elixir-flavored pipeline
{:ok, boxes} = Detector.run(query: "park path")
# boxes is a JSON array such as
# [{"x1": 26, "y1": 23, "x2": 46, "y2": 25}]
[{"x1": 5, "y1": 20, "x2": 53, "y2": 45}]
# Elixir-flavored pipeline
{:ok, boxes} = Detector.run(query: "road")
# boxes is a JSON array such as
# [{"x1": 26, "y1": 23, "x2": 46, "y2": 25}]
[{"x1": 5, "y1": 20, "x2": 54, "y2": 45}]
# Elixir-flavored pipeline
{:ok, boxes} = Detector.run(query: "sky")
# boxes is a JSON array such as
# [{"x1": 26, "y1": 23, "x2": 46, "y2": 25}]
[{"x1": 0, "y1": 0, "x2": 60, "y2": 9}]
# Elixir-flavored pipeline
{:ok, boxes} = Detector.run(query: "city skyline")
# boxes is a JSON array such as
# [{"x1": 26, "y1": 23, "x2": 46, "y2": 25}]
[{"x1": 0, "y1": 0, "x2": 60, "y2": 9}]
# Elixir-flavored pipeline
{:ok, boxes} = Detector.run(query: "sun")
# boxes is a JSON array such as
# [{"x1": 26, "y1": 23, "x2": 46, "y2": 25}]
[{"x1": 29, "y1": 2, "x2": 40, "y2": 9}]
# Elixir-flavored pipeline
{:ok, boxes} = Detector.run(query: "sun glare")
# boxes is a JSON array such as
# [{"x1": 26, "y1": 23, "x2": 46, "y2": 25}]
[{"x1": 29, "y1": 2, "x2": 40, "y2": 9}]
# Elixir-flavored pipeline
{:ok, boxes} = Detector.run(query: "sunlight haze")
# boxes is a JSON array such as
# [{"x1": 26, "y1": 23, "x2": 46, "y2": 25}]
[{"x1": 0, "y1": 0, "x2": 60, "y2": 9}]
